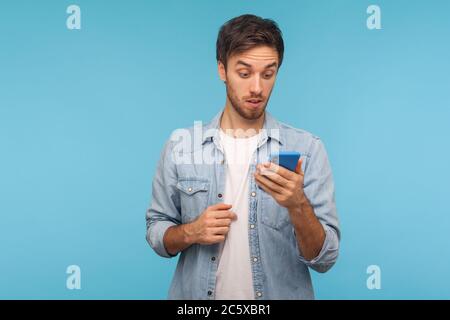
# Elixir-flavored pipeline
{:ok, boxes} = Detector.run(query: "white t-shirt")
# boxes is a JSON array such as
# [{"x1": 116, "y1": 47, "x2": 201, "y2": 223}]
[{"x1": 215, "y1": 129, "x2": 260, "y2": 300}]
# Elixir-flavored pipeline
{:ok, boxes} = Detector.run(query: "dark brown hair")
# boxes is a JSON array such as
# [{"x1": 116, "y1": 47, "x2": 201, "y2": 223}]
[{"x1": 216, "y1": 14, "x2": 284, "y2": 70}]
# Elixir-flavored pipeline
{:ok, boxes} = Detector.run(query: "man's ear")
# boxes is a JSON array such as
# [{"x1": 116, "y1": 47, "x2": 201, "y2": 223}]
[{"x1": 218, "y1": 61, "x2": 226, "y2": 83}]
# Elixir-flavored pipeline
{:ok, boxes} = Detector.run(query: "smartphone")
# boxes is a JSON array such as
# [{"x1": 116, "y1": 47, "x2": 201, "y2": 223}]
[{"x1": 269, "y1": 151, "x2": 301, "y2": 172}]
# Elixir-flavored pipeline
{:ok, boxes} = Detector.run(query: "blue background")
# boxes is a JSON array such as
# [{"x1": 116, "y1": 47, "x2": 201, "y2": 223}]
[{"x1": 1, "y1": 0, "x2": 449, "y2": 299}]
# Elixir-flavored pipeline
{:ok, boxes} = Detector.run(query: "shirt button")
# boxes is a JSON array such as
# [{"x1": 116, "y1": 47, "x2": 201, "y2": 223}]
[
  {"x1": 207, "y1": 290, "x2": 213, "y2": 296},
  {"x1": 250, "y1": 224, "x2": 255, "y2": 229},
  {"x1": 188, "y1": 187, "x2": 192, "y2": 192},
  {"x1": 251, "y1": 192, "x2": 256, "y2": 197},
  {"x1": 218, "y1": 193, "x2": 223, "y2": 198},
  {"x1": 211, "y1": 256, "x2": 216, "y2": 261},
  {"x1": 253, "y1": 257, "x2": 258, "y2": 263},
  {"x1": 256, "y1": 291, "x2": 262, "y2": 297}
]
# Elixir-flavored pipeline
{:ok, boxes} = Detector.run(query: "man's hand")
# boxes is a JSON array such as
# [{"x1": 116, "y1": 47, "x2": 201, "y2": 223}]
[
  {"x1": 254, "y1": 158, "x2": 326, "y2": 261},
  {"x1": 254, "y1": 158, "x2": 306, "y2": 210},
  {"x1": 184, "y1": 203, "x2": 237, "y2": 245}
]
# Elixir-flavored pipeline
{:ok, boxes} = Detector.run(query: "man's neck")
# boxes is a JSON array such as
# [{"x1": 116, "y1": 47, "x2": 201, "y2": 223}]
[{"x1": 220, "y1": 104, "x2": 265, "y2": 138}]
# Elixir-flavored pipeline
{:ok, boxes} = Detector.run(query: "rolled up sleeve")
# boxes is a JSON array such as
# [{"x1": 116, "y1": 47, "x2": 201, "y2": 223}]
[
  {"x1": 296, "y1": 137, "x2": 341, "y2": 273},
  {"x1": 296, "y1": 224, "x2": 340, "y2": 273},
  {"x1": 146, "y1": 138, "x2": 181, "y2": 258}
]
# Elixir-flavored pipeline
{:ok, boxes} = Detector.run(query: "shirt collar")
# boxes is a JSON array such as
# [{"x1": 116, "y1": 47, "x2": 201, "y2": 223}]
[{"x1": 202, "y1": 110, "x2": 284, "y2": 146}]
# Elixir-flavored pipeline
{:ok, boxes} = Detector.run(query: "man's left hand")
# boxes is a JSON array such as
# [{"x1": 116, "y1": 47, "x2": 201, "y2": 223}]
[{"x1": 254, "y1": 159, "x2": 306, "y2": 211}]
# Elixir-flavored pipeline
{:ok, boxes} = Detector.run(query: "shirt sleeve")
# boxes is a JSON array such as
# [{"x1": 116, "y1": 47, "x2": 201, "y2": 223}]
[
  {"x1": 295, "y1": 137, "x2": 341, "y2": 273},
  {"x1": 145, "y1": 138, "x2": 181, "y2": 258}
]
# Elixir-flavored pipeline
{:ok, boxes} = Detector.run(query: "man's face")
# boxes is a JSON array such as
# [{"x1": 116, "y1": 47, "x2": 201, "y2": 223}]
[{"x1": 218, "y1": 46, "x2": 279, "y2": 121}]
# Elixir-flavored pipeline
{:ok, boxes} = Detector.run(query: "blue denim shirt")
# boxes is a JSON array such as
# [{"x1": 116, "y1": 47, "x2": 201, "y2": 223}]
[{"x1": 146, "y1": 111, "x2": 340, "y2": 300}]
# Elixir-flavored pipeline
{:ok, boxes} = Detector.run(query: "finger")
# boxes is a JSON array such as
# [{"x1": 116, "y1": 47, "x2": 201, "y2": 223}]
[
  {"x1": 258, "y1": 167, "x2": 289, "y2": 186},
  {"x1": 295, "y1": 158, "x2": 304, "y2": 176},
  {"x1": 256, "y1": 179, "x2": 280, "y2": 200},
  {"x1": 211, "y1": 218, "x2": 232, "y2": 227},
  {"x1": 255, "y1": 173, "x2": 284, "y2": 194},
  {"x1": 208, "y1": 203, "x2": 232, "y2": 211},
  {"x1": 212, "y1": 210, "x2": 237, "y2": 220},
  {"x1": 210, "y1": 235, "x2": 226, "y2": 244},
  {"x1": 262, "y1": 162, "x2": 296, "y2": 180},
  {"x1": 212, "y1": 227, "x2": 230, "y2": 235}
]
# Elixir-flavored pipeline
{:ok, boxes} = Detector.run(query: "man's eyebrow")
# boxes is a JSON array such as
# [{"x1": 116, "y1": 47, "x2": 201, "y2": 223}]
[
  {"x1": 236, "y1": 60, "x2": 252, "y2": 68},
  {"x1": 264, "y1": 62, "x2": 278, "y2": 69},
  {"x1": 236, "y1": 60, "x2": 278, "y2": 69}
]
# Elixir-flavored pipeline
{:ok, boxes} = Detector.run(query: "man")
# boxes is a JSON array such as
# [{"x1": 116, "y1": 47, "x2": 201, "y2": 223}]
[{"x1": 146, "y1": 14, "x2": 340, "y2": 300}]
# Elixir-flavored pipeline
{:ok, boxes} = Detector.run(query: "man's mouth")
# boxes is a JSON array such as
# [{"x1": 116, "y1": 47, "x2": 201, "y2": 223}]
[{"x1": 245, "y1": 99, "x2": 263, "y2": 108}]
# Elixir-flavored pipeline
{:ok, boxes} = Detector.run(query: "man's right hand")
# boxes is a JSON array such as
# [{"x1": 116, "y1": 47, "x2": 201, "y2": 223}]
[{"x1": 184, "y1": 203, "x2": 237, "y2": 245}]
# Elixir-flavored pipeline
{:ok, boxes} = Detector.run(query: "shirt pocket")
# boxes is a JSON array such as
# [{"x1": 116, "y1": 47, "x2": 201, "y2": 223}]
[
  {"x1": 176, "y1": 178, "x2": 210, "y2": 223},
  {"x1": 260, "y1": 191, "x2": 292, "y2": 230}
]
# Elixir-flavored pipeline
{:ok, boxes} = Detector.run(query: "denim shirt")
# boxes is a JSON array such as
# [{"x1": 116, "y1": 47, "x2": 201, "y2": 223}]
[{"x1": 146, "y1": 111, "x2": 340, "y2": 300}]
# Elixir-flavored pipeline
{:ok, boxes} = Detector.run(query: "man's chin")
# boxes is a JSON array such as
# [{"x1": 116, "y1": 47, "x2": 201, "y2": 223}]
[{"x1": 236, "y1": 105, "x2": 266, "y2": 121}]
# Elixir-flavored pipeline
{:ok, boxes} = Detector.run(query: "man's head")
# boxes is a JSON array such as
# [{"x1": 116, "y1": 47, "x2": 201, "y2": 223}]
[{"x1": 216, "y1": 14, "x2": 284, "y2": 121}]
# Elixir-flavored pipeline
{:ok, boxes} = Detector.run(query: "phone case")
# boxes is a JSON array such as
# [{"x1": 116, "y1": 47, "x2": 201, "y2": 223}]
[{"x1": 270, "y1": 151, "x2": 301, "y2": 172}]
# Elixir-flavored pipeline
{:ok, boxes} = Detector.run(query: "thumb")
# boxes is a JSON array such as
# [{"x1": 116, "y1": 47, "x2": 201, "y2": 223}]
[{"x1": 295, "y1": 158, "x2": 304, "y2": 175}]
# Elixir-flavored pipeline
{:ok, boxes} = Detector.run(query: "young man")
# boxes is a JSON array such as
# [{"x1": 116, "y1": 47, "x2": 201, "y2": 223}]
[{"x1": 146, "y1": 14, "x2": 340, "y2": 300}]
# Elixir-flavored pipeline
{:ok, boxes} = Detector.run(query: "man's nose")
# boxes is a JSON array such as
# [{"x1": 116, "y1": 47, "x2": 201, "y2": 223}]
[{"x1": 249, "y1": 75, "x2": 263, "y2": 96}]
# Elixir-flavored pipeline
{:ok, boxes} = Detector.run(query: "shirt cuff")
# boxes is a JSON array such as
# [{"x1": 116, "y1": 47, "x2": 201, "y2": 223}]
[
  {"x1": 295, "y1": 224, "x2": 339, "y2": 272},
  {"x1": 147, "y1": 220, "x2": 178, "y2": 258}
]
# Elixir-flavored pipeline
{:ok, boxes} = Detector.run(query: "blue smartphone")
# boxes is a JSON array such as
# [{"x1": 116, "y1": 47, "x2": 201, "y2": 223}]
[{"x1": 270, "y1": 151, "x2": 301, "y2": 172}]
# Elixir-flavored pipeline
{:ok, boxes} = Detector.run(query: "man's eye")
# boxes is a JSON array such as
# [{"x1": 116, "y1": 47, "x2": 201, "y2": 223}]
[
  {"x1": 264, "y1": 73, "x2": 274, "y2": 79},
  {"x1": 239, "y1": 73, "x2": 249, "y2": 78}
]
